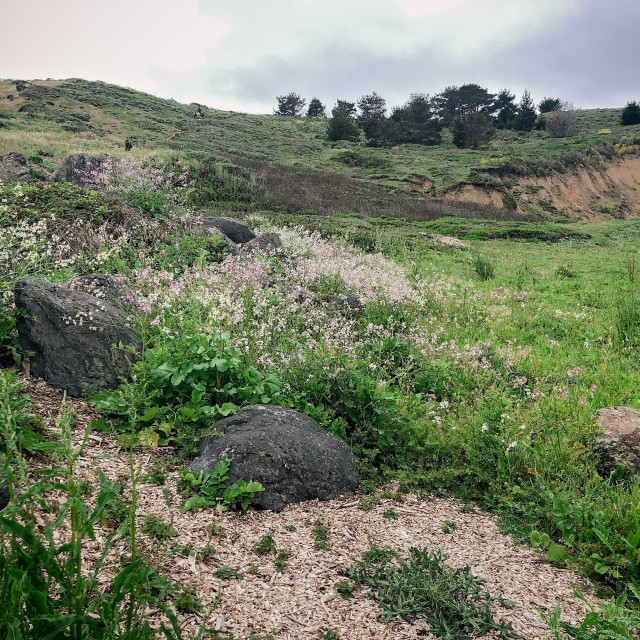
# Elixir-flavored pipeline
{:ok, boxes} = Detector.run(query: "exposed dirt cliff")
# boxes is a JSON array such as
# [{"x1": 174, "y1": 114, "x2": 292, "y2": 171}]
[{"x1": 443, "y1": 155, "x2": 640, "y2": 221}]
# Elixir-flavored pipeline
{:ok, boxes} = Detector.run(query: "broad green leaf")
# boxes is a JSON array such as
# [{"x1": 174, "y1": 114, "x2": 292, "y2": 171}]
[
  {"x1": 547, "y1": 542, "x2": 568, "y2": 563},
  {"x1": 180, "y1": 496, "x2": 210, "y2": 513}
]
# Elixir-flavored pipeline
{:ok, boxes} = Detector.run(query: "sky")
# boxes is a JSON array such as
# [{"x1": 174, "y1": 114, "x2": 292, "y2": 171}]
[{"x1": 2, "y1": 0, "x2": 639, "y2": 115}]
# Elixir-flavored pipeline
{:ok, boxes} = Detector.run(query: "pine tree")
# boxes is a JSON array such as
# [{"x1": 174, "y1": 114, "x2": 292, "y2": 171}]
[
  {"x1": 621, "y1": 101, "x2": 640, "y2": 126},
  {"x1": 306, "y1": 98, "x2": 326, "y2": 118},
  {"x1": 326, "y1": 102, "x2": 360, "y2": 142},
  {"x1": 514, "y1": 90, "x2": 537, "y2": 132},
  {"x1": 274, "y1": 92, "x2": 306, "y2": 116}
]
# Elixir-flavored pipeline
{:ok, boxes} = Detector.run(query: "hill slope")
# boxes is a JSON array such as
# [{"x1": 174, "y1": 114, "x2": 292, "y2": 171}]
[{"x1": 1, "y1": 78, "x2": 639, "y2": 221}]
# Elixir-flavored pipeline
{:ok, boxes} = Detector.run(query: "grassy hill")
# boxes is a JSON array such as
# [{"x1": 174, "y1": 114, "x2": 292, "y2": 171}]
[
  {"x1": 4, "y1": 78, "x2": 640, "y2": 638},
  {"x1": 1, "y1": 78, "x2": 639, "y2": 223}
]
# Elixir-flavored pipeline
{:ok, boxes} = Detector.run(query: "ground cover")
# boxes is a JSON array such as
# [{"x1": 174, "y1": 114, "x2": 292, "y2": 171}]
[{"x1": 2, "y1": 102, "x2": 640, "y2": 636}]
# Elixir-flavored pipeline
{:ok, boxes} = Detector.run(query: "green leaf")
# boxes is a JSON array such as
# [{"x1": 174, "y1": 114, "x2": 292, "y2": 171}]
[
  {"x1": 180, "y1": 496, "x2": 210, "y2": 513},
  {"x1": 593, "y1": 561, "x2": 611, "y2": 574},
  {"x1": 547, "y1": 542, "x2": 568, "y2": 564},
  {"x1": 140, "y1": 407, "x2": 162, "y2": 422}
]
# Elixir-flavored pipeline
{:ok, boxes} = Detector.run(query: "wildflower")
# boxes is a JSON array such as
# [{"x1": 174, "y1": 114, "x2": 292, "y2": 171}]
[
  {"x1": 591, "y1": 384, "x2": 598, "y2": 393},
  {"x1": 506, "y1": 441, "x2": 517, "y2": 452},
  {"x1": 150, "y1": 315, "x2": 161, "y2": 326},
  {"x1": 481, "y1": 423, "x2": 489, "y2": 432},
  {"x1": 560, "y1": 391, "x2": 569, "y2": 398}
]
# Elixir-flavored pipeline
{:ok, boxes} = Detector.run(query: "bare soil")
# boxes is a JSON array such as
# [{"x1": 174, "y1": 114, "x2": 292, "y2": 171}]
[{"x1": 442, "y1": 156, "x2": 640, "y2": 220}]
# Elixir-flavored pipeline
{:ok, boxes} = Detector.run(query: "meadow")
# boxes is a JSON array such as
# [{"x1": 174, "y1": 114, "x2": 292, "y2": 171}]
[{"x1": 2, "y1": 79, "x2": 640, "y2": 638}]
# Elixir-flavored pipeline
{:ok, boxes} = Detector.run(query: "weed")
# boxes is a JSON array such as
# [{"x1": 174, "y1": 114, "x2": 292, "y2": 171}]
[
  {"x1": 334, "y1": 581, "x2": 354, "y2": 599},
  {"x1": 319, "y1": 631, "x2": 341, "y2": 640},
  {"x1": 214, "y1": 566, "x2": 244, "y2": 580},
  {"x1": 442, "y1": 520, "x2": 457, "y2": 534},
  {"x1": 274, "y1": 550, "x2": 291, "y2": 573},
  {"x1": 360, "y1": 496, "x2": 380, "y2": 511},
  {"x1": 143, "y1": 460, "x2": 167, "y2": 485},
  {"x1": 253, "y1": 534, "x2": 277, "y2": 555},
  {"x1": 312, "y1": 519, "x2": 330, "y2": 551},
  {"x1": 343, "y1": 546, "x2": 520, "y2": 639},
  {"x1": 199, "y1": 544, "x2": 217, "y2": 560},
  {"x1": 383, "y1": 508, "x2": 399, "y2": 520},
  {"x1": 142, "y1": 514, "x2": 177, "y2": 541},
  {"x1": 172, "y1": 584, "x2": 202, "y2": 613},
  {"x1": 472, "y1": 253, "x2": 495, "y2": 280},
  {"x1": 284, "y1": 524, "x2": 297, "y2": 532}
]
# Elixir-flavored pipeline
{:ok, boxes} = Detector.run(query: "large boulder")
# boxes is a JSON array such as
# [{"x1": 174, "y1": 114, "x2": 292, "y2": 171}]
[
  {"x1": 53, "y1": 153, "x2": 114, "y2": 188},
  {"x1": 14, "y1": 277, "x2": 139, "y2": 397},
  {"x1": 243, "y1": 232, "x2": 283, "y2": 255},
  {"x1": 0, "y1": 152, "x2": 29, "y2": 183},
  {"x1": 186, "y1": 219, "x2": 238, "y2": 255},
  {"x1": 64, "y1": 274, "x2": 136, "y2": 310},
  {"x1": 593, "y1": 407, "x2": 640, "y2": 478},
  {"x1": 191, "y1": 405, "x2": 357, "y2": 512},
  {"x1": 198, "y1": 217, "x2": 256, "y2": 244}
]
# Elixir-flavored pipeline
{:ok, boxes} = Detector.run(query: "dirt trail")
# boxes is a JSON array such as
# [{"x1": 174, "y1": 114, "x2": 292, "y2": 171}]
[{"x1": 442, "y1": 155, "x2": 640, "y2": 220}]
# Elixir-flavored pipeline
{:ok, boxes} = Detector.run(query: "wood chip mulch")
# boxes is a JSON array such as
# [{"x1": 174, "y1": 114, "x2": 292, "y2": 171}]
[{"x1": 16, "y1": 376, "x2": 598, "y2": 640}]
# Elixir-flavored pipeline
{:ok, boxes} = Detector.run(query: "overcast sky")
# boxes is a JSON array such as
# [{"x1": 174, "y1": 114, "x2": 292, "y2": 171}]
[{"x1": 2, "y1": 0, "x2": 639, "y2": 114}]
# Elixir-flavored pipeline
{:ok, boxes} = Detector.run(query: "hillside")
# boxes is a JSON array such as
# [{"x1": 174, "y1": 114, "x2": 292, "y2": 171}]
[
  {"x1": 1, "y1": 78, "x2": 639, "y2": 221},
  {"x1": 4, "y1": 78, "x2": 640, "y2": 639}
]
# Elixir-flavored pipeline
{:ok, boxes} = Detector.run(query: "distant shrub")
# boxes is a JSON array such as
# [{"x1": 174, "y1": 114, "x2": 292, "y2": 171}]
[{"x1": 472, "y1": 254, "x2": 495, "y2": 280}]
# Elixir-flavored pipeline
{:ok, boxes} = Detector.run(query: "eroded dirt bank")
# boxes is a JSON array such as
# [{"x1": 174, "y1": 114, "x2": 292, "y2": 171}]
[{"x1": 443, "y1": 155, "x2": 640, "y2": 220}]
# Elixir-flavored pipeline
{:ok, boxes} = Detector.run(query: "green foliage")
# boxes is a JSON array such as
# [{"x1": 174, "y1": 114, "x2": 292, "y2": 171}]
[
  {"x1": 621, "y1": 101, "x2": 640, "y2": 126},
  {"x1": 342, "y1": 546, "x2": 520, "y2": 638},
  {"x1": 539, "y1": 97, "x2": 562, "y2": 114},
  {"x1": 252, "y1": 534, "x2": 277, "y2": 555},
  {"x1": 514, "y1": 90, "x2": 537, "y2": 132},
  {"x1": 306, "y1": 97, "x2": 327, "y2": 118},
  {"x1": 312, "y1": 519, "x2": 330, "y2": 551},
  {"x1": 334, "y1": 580, "x2": 354, "y2": 599},
  {"x1": 274, "y1": 549, "x2": 291, "y2": 573},
  {"x1": 472, "y1": 253, "x2": 495, "y2": 280},
  {"x1": 452, "y1": 112, "x2": 496, "y2": 149},
  {"x1": 213, "y1": 566, "x2": 244, "y2": 580},
  {"x1": 172, "y1": 585, "x2": 202, "y2": 614},
  {"x1": 141, "y1": 514, "x2": 177, "y2": 541},
  {"x1": 327, "y1": 102, "x2": 360, "y2": 142},
  {"x1": 89, "y1": 331, "x2": 281, "y2": 455},
  {"x1": 274, "y1": 92, "x2": 306, "y2": 116},
  {"x1": 179, "y1": 460, "x2": 265, "y2": 514}
]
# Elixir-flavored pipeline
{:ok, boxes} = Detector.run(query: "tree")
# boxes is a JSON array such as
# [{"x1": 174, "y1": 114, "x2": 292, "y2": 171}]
[
  {"x1": 434, "y1": 83, "x2": 496, "y2": 124},
  {"x1": 514, "y1": 90, "x2": 537, "y2": 132},
  {"x1": 494, "y1": 89, "x2": 518, "y2": 129},
  {"x1": 390, "y1": 94, "x2": 441, "y2": 145},
  {"x1": 546, "y1": 101, "x2": 578, "y2": 137},
  {"x1": 326, "y1": 101, "x2": 360, "y2": 142},
  {"x1": 357, "y1": 92, "x2": 393, "y2": 147},
  {"x1": 452, "y1": 112, "x2": 496, "y2": 149},
  {"x1": 274, "y1": 92, "x2": 306, "y2": 116},
  {"x1": 306, "y1": 97, "x2": 326, "y2": 118},
  {"x1": 621, "y1": 101, "x2": 640, "y2": 126},
  {"x1": 538, "y1": 97, "x2": 562, "y2": 114}
]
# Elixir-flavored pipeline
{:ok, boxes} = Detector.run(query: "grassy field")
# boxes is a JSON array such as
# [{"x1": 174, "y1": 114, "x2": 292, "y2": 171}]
[{"x1": 2, "y1": 79, "x2": 640, "y2": 638}]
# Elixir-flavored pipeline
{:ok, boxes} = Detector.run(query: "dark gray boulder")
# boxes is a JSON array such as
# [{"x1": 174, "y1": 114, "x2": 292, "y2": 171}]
[
  {"x1": 191, "y1": 405, "x2": 357, "y2": 512},
  {"x1": 243, "y1": 232, "x2": 283, "y2": 255},
  {"x1": 0, "y1": 152, "x2": 29, "y2": 183},
  {"x1": 593, "y1": 407, "x2": 640, "y2": 479},
  {"x1": 53, "y1": 153, "x2": 114, "y2": 188},
  {"x1": 199, "y1": 217, "x2": 256, "y2": 244},
  {"x1": 64, "y1": 274, "x2": 136, "y2": 310},
  {"x1": 14, "y1": 277, "x2": 139, "y2": 397},
  {"x1": 187, "y1": 219, "x2": 238, "y2": 255}
]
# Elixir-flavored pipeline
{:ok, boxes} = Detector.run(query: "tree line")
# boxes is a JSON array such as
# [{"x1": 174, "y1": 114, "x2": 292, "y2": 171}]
[{"x1": 274, "y1": 86, "x2": 640, "y2": 149}]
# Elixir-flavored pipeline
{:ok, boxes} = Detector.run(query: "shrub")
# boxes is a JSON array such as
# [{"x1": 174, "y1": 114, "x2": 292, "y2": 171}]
[{"x1": 472, "y1": 254, "x2": 495, "y2": 280}]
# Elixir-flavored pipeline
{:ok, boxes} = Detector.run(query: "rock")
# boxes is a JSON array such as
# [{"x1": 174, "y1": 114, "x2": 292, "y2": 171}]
[
  {"x1": 14, "y1": 277, "x2": 139, "y2": 397},
  {"x1": 0, "y1": 477, "x2": 8, "y2": 511},
  {"x1": 335, "y1": 293, "x2": 365, "y2": 315},
  {"x1": 243, "y1": 232, "x2": 283, "y2": 255},
  {"x1": 187, "y1": 219, "x2": 238, "y2": 255},
  {"x1": 264, "y1": 279, "x2": 320, "y2": 306},
  {"x1": 198, "y1": 217, "x2": 256, "y2": 244},
  {"x1": 65, "y1": 274, "x2": 136, "y2": 310},
  {"x1": 191, "y1": 405, "x2": 357, "y2": 512},
  {"x1": 593, "y1": 407, "x2": 640, "y2": 478},
  {"x1": 0, "y1": 152, "x2": 29, "y2": 183},
  {"x1": 53, "y1": 153, "x2": 114, "y2": 188}
]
